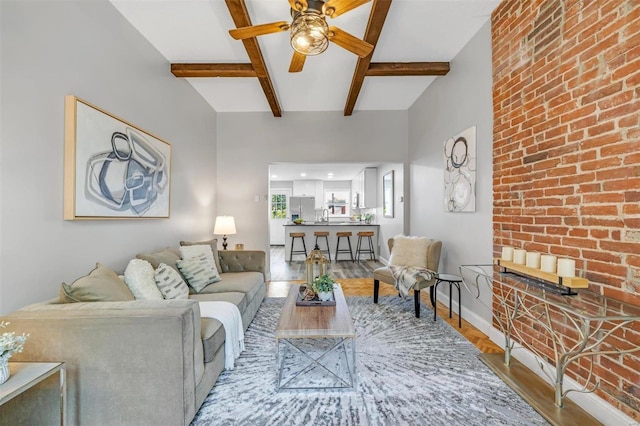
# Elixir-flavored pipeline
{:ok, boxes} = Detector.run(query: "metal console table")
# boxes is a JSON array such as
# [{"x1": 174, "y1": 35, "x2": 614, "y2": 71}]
[{"x1": 459, "y1": 264, "x2": 640, "y2": 408}]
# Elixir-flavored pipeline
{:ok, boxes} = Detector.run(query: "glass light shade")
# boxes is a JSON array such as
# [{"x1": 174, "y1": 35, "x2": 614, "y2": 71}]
[
  {"x1": 213, "y1": 216, "x2": 237, "y2": 235},
  {"x1": 290, "y1": 12, "x2": 329, "y2": 56}
]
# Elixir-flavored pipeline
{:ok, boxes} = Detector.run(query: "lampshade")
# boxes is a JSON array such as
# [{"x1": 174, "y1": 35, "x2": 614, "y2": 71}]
[
  {"x1": 214, "y1": 216, "x2": 237, "y2": 235},
  {"x1": 290, "y1": 11, "x2": 329, "y2": 56}
]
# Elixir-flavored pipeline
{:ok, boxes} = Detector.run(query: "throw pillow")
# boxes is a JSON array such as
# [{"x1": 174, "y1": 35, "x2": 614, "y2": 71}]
[
  {"x1": 60, "y1": 263, "x2": 135, "y2": 303},
  {"x1": 389, "y1": 235, "x2": 430, "y2": 269},
  {"x1": 180, "y1": 239, "x2": 222, "y2": 273},
  {"x1": 177, "y1": 254, "x2": 221, "y2": 293},
  {"x1": 124, "y1": 259, "x2": 164, "y2": 300},
  {"x1": 136, "y1": 248, "x2": 181, "y2": 274},
  {"x1": 155, "y1": 263, "x2": 189, "y2": 299}
]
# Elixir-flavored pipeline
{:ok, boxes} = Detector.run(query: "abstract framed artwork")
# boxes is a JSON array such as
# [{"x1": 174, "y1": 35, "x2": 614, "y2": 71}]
[
  {"x1": 443, "y1": 126, "x2": 476, "y2": 212},
  {"x1": 64, "y1": 96, "x2": 171, "y2": 220}
]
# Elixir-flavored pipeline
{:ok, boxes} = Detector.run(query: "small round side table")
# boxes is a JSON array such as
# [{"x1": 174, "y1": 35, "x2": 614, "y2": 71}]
[{"x1": 431, "y1": 273, "x2": 463, "y2": 328}]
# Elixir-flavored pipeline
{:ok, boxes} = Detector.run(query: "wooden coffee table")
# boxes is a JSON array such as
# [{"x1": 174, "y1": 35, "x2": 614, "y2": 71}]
[{"x1": 275, "y1": 284, "x2": 356, "y2": 390}]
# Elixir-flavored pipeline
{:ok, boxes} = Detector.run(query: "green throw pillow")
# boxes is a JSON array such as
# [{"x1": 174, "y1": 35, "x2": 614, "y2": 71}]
[
  {"x1": 60, "y1": 263, "x2": 134, "y2": 303},
  {"x1": 176, "y1": 254, "x2": 221, "y2": 293},
  {"x1": 180, "y1": 239, "x2": 222, "y2": 274},
  {"x1": 136, "y1": 248, "x2": 181, "y2": 274}
]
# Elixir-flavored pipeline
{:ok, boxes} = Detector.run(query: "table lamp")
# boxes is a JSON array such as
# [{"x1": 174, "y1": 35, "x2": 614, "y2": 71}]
[{"x1": 214, "y1": 216, "x2": 236, "y2": 250}]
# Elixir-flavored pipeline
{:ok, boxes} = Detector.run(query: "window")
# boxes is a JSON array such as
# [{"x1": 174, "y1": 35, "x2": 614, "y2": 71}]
[
  {"x1": 324, "y1": 190, "x2": 350, "y2": 217},
  {"x1": 271, "y1": 194, "x2": 287, "y2": 219}
]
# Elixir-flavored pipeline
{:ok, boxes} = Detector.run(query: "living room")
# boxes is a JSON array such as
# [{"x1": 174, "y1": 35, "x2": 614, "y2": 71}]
[{"x1": 1, "y1": 0, "x2": 639, "y2": 425}]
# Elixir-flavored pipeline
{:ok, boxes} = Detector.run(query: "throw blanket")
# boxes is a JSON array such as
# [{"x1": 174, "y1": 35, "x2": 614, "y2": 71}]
[
  {"x1": 198, "y1": 301, "x2": 245, "y2": 370},
  {"x1": 389, "y1": 265, "x2": 436, "y2": 298}
]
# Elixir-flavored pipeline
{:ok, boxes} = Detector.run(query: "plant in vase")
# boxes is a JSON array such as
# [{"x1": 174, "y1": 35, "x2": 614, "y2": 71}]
[
  {"x1": 312, "y1": 274, "x2": 336, "y2": 301},
  {"x1": 0, "y1": 321, "x2": 29, "y2": 384}
]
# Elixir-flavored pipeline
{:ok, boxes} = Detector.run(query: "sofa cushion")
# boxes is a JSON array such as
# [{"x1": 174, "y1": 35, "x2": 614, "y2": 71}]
[
  {"x1": 181, "y1": 239, "x2": 222, "y2": 274},
  {"x1": 136, "y1": 248, "x2": 181, "y2": 274},
  {"x1": 155, "y1": 263, "x2": 189, "y2": 299},
  {"x1": 177, "y1": 254, "x2": 221, "y2": 292},
  {"x1": 189, "y1": 291, "x2": 247, "y2": 314},
  {"x1": 60, "y1": 263, "x2": 135, "y2": 303},
  {"x1": 196, "y1": 272, "x2": 264, "y2": 302},
  {"x1": 124, "y1": 259, "x2": 164, "y2": 300},
  {"x1": 200, "y1": 317, "x2": 225, "y2": 364}
]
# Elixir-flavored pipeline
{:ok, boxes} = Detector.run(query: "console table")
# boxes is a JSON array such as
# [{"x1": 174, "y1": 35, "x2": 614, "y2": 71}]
[
  {"x1": 459, "y1": 264, "x2": 640, "y2": 408},
  {"x1": 0, "y1": 362, "x2": 66, "y2": 425}
]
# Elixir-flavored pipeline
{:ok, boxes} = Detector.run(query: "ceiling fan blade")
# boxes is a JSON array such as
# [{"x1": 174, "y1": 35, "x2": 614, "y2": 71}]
[
  {"x1": 229, "y1": 21, "x2": 290, "y2": 40},
  {"x1": 322, "y1": 0, "x2": 370, "y2": 18},
  {"x1": 289, "y1": 51, "x2": 306, "y2": 73},
  {"x1": 288, "y1": 0, "x2": 308, "y2": 12},
  {"x1": 328, "y1": 26, "x2": 373, "y2": 58}
]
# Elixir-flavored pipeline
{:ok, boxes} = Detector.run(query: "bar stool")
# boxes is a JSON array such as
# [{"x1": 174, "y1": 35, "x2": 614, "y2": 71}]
[
  {"x1": 289, "y1": 232, "x2": 307, "y2": 262},
  {"x1": 335, "y1": 231, "x2": 354, "y2": 262},
  {"x1": 355, "y1": 231, "x2": 376, "y2": 262},
  {"x1": 314, "y1": 231, "x2": 331, "y2": 261}
]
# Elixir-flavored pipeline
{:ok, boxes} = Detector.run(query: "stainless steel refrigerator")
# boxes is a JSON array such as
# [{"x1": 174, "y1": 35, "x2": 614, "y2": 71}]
[{"x1": 289, "y1": 196, "x2": 315, "y2": 222}]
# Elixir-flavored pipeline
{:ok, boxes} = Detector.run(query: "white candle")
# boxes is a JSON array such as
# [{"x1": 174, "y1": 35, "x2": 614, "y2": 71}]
[
  {"x1": 513, "y1": 249, "x2": 527, "y2": 265},
  {"x1": 526, "y1": 252, "x2": 541, "y2": 269},
  {"x1": 557, "y1": 258, "x2": 576, "y2": 277},
  {"x1": 540, "y1": 255, "x2": 557, "y2": 273},
  {"x1": 501, "y1": 246, "x2": 514, "y2": 261}
]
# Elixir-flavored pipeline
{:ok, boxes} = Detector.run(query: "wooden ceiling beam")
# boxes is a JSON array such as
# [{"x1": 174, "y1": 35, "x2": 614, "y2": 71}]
[
  {"x1": 225, "y1": 0, "x2": 282, "y2": 117},
  {"x1": 366, "y1": 62, "x2": 450, "y2": 77},
  {"x1": 171, "y1": 63, "x2": 257, "y2": 78},
  {"x1": 343, "y1": 0, "x2": 392, "y2": 116}
]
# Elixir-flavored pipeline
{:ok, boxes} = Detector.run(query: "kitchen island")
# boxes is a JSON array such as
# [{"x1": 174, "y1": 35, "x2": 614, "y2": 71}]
[{"x1": 283, "y1": 222, "x2": 380, "y2": 261}]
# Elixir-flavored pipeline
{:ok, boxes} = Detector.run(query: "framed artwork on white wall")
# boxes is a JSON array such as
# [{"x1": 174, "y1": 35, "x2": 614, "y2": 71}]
[
  {"x1": 64, "y1": 96, "x2": 172, "y2": 220},
  {"x1": 443, "y1": 126, "x2": 476, "y2": 212}
]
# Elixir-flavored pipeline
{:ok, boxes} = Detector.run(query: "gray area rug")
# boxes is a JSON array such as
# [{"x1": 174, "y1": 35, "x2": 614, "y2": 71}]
[{"x1": 192, "y1": 296, "x2": 548, "y2": 425}]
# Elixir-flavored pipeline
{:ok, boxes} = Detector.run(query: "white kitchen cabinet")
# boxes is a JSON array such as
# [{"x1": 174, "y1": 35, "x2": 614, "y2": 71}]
[
  {"x1": 314, "y1": 180, "x2": 324, "y2": 209},
  {"x1": 352, "y1": 168, "x2": 377, "y2": 208},
  {"x1": 293, "y1": 180, "x2": 317, "y2": 197}
]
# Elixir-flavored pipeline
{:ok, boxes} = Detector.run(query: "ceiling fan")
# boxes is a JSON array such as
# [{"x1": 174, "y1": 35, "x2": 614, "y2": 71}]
[{"x1": 229, "y1": 0, "x2": 374, "y2": 73}]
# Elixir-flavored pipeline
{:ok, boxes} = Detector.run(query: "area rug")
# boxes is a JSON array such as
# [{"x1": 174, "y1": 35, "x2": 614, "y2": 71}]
[{"x1": 191, "y1": 297, "x2": 548, "y2": 425}]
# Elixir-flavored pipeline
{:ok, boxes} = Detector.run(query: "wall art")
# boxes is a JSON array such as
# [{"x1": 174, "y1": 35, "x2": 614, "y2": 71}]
[
  {"x1": 443, "y1": 126, "x2": 476, "y2": 212},
  {"x1": 64, "y1": 96, "x2": 171, "y2": 220}
]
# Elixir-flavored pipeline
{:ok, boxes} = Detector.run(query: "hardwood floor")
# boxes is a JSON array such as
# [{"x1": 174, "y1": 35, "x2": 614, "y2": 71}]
[{"x1": 266, "y1": 275, "x2": 503, "y2": 355}]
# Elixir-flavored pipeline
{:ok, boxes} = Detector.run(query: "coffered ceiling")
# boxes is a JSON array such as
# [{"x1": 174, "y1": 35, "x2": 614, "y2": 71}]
[{"x1": 110, "y1": 0, "x2": 500, "y2": 116}]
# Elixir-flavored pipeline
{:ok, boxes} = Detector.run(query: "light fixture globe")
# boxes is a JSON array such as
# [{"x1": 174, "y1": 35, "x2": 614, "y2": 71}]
[{"x1": 290, "y1": 11, "x2": 329, "y2": 56}]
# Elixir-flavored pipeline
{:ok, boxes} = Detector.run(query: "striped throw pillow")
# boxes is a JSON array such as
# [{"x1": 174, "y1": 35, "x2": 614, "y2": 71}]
[
  {"x1": 154, "y1": 263, "x2": 189, "y2": 299},
  {"x1": 177, "y1": 254, "x2": 221, "y2": 292}
]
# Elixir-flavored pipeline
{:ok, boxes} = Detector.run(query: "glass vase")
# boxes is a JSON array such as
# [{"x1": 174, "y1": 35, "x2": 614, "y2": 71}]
[{"x1": 0, "y1": 361, "x2": 9, "y2": 385}]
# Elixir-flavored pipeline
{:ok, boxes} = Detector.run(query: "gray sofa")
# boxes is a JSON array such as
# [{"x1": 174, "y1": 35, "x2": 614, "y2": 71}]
[{"x1": 0, "y1": 246, "x2": 266, "y2": 426}]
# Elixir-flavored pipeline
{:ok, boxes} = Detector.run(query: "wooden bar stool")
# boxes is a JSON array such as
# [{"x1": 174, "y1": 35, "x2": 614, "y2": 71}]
[
  {"x1": 314, "y1": 231, "x2": 331, "y2": 261},
  {"x1": 355, "y1": 231, "x2": 376, "y2": 262},
  {"x1": 335, "y1": 231, "x2": 354, "y2": 262},
  {"x1": 289, "y1": 232, "x2": 307, "y2": 262}
]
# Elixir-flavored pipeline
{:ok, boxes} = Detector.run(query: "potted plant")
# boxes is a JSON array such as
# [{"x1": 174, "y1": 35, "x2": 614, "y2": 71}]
[
  {"x1": 0, "y1": 321, "x2": 28, "y2": 384},
  {"x1": 312, "y1": 274, "x2": 336, "y2": 301}
]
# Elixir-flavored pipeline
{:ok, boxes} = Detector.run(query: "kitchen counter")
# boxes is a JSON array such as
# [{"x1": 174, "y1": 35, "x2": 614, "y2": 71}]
[{"x1": 283, "y1": 223, "x2": 379, "y2": 261}]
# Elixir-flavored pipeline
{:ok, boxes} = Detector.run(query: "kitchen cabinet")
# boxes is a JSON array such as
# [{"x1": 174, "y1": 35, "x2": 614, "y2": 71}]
[
  {"x1": 293, "y1": 180, "x2": 324, "y2": 209},
  {"x1": 352, "y1": 168, "x2": 377, "y2": 208}
]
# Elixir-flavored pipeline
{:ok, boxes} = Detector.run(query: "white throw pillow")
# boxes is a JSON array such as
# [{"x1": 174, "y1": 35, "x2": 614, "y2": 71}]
[
  {"x1": 389, "y1": 235, "x2": 430, "y2": 269},
  {"x1": 124, "y1": 259, "x2": 164, "y2": 300},
  {"x1": 179, "y1": 245, "x2": 216, "y2": 267},
  {"x1": 155, "y1": 263, "x2": 189, "y2": 299},
  {"x1": 177, "y1": 254, "x2": 221, "y2": 293}
]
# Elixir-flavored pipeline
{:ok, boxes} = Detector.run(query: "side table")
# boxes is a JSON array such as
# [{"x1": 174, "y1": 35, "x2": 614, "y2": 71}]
[
  {"x1": 431, "y1": 273, "x2": 463, "y2": 327},
  {"x1": 0, "y1": 362, "x2": 66, "y2": 425}
]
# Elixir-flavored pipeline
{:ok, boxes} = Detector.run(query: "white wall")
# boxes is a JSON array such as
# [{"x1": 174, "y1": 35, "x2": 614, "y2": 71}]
[
  {"x1": 217, "y1": 111, "x2": 408, "y2": 277},
  {"x1": 0, "y1": 1, "x2": 217, "y2": 314},
  {"x1": 376, "y1": 163, "x2": 405, "y2": 261},
  {"x1": 408, "y1": 21, "x2": 494, "y2": 328}
]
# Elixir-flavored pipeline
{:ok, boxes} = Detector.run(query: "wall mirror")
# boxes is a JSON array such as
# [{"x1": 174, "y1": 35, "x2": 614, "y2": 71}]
[{"x1": 383, "y1": 171, "x2": 394, "y2": 218}]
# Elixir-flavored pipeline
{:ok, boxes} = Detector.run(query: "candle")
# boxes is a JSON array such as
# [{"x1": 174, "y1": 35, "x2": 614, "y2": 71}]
[
  {"x1": 501, "y1": 246, "x2": 514, "y2": 261},
  {"x1": 513, "y1": 249, "x2": 527, "y2": 265},
  {"x1": 540, "y1": 255, "x2": 557, "y2": 273},
  {"x1": 557, "y1": 258, "x2": 576, "y2": 277},
  {"x1": 526, "y1": 252, "x2": 541, "y2": 269}
]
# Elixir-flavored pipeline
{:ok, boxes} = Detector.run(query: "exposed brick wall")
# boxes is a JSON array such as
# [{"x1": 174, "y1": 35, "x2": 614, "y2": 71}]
[{"x1": 492, "y1": 0, "x2": 639, "y2": 419}]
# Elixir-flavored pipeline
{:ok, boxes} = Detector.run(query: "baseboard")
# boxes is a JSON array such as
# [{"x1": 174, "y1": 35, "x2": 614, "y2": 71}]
[
  {"x1": 435, "y1": 291, "x2": 493, "y2": 335},
  {"x1": 488, "y1": 327, "x2": 638, "y2": 426}
]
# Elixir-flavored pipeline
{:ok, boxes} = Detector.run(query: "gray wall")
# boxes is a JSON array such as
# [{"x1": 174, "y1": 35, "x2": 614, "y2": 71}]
[
  {"x1": 0, "y1": 1, "x2": 217, "y2": 314},
  {"x1": 408, "y1": 21, "x2": 494, "y2": 329},
  {"x1": 375, "y1": 163, "x2": 405, "y2": 261},
  {"x1": 217, "y1": 111, "x2": 408, "y2": 276}
]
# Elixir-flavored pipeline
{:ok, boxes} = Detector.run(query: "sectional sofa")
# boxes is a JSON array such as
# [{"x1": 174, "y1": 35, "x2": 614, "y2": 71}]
[{"x1": 0, "y1": 240, "x2": 266, "y2": 426}]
